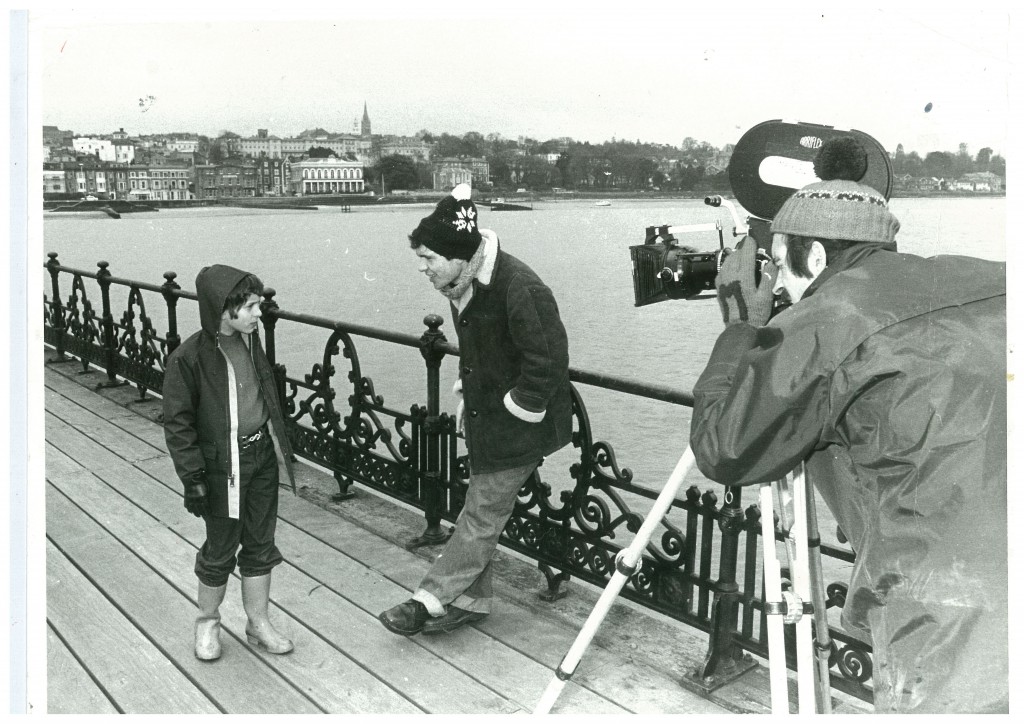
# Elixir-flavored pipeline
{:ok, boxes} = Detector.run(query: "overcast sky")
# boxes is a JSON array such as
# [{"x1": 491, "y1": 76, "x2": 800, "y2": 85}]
[{"x1": 31, "y1": 2, "x2": 1014, "y2": 157}]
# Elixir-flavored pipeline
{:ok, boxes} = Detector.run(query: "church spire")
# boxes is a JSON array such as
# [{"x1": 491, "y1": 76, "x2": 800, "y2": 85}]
[{"x1": 361, "y1": 102, "x2": 371, "y2": 138}]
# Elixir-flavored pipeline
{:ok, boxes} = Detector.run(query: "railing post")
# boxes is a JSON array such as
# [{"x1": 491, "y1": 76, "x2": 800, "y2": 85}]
[
  {"x1": 95, "y1": 261, "x2": 126, "y2": 390},
  {"x1": 407, "y1": 313, "x2": 455, "y2": 549},
  {"x1": 260, "y1": 287, "x2": 290, "y2": 401},
  {"x1": 45, "y1": 252, "x2": 68, "y2": 362},
  {"x1": 260, "y1": 286, "x2": 303, "y2": 469},
  {"x1": 160, "y1": 271, "x2": 181, "y2": 359},
  {"x1": 691, "y1": 485, "x2": 757, "y2": 691}
]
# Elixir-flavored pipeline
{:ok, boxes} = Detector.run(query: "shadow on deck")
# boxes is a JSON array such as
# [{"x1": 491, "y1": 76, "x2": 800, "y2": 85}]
[{"x1": 43, "y1": 362, "x2": 871, "y2": 715}]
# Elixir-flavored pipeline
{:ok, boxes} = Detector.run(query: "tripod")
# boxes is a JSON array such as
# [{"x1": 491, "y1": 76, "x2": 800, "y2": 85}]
[
  {"x1": 533, "y1": 452, "x2": 833, "y2": 714},
  {"x1": 759, "y1": 462, "x2": 833, "y2": 714}
]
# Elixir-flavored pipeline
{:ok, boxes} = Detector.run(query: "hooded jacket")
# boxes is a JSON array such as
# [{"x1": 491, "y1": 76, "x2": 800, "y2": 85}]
[
  {"x1": 690, "y1": 249, "x2": 1006, "y2": 712},
  {"x1": 163, "y1": 265, "x2": 295, "y2": 519}
]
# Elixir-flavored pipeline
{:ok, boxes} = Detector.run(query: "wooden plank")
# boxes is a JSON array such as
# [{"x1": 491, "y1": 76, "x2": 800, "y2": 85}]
[
  {"x1": 45, "y1": 367, "x2": 138, "y2": 421},
  {"x1": 135, "y1": 445, "x2": 723, "y2": 713},
  {"x1": 273, "y1": 494, "x2": 723, "y2": 713},
  {"x1": 47, "y1": 624, "x2": 119, "y2": 715},
  {"x1": 44, "y1": 380, "x2": 740, "y2": 715},
  {"x1": 45, "y1": 410, "x2": 139, "y2": 476},
  {"x1": 45, "y1": 442, "x2": 422, "y2": 715},
  {"x1": 46, "y1": 367, "x2": 170, "y2": 450},
  {"x1": 130, "y1": 455, "x2": 627, "y2": 712},
  {"x1": 271, "y1": 523, "x2": 623, "y2": 714},
  {"x1": 45, "y1": 386, "x2": 165, "y2": 463},
  {"x1": 45, "y1": 435, "x2": 494, "y2": 714},
  {"x1": 46, "y1": 484, "x2": 325, "y2": 714},
  {"x1": 46, "y1": 540, "x2": 220, "y2": 714},
  {"x1": 44, "y1": 368, "x2": 167, "y2": 452}
]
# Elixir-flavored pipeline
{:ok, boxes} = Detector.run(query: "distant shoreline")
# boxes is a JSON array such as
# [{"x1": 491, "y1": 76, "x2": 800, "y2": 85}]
[{"x1": 42, "y1": 189, "x2": 1005, "y2": 211}]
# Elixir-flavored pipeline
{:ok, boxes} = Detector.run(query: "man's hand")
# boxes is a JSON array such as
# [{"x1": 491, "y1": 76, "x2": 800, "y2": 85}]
[
  {"x1": 184, "y1": 477, "x2": 209, "y2": 518},
  {"x1": 716, "y1": 236, "x2": 777, "y2": 327},
  {"x1": 456, "y1": 399, "x2": 465, "y2": 434},
  {"x1": 453, "y1": 378, "x2": 465, "y2": 433}
]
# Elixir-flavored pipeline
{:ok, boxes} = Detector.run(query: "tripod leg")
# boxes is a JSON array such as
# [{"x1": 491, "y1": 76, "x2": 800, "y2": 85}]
[
  {"x1": 760, "y1": 481, "x2": 790, "y2": 714},
  {"x1": 806, "y1": 484, "x2": 834, "y2": 713},
  {"x1": 788, "y1": 465, "x2": 816, "y2": 714},
  {"x1": 534, "y1": 447, "x2": 697, "y2": 714}
]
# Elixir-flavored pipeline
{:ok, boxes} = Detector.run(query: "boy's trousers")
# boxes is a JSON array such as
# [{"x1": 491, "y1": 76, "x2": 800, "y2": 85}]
[
  {"x1": 195, "y1": 433, "x2": 284, "y2": 587},
  {"x1": 416, "y1": 460, "x2": 538, "y2": 614}
]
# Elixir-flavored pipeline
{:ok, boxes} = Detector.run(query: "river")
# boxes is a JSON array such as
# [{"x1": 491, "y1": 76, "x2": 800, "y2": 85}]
[{"x1": 41, "y1": 196, "x2": 1006, "y2": 550}]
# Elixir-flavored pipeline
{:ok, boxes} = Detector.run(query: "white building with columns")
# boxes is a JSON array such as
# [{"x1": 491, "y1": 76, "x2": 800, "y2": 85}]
[{"x1": 289, "y1": 157, "x2": 366, "y2": 195}]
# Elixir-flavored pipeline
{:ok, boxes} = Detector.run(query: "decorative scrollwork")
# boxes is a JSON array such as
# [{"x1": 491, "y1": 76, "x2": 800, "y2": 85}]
[
  {"x1": 835, "y1": 642, "x2": 873, "y2": 685},
  {"x1": 114, "y1": 286, "x2": 165, "y2": 396},
  {"x1": 591, "y1": 441, "x2": 633, "y2": 485},
  {"x1": 41, "y1": 262, "x2": 874, "y2": 705},
  {"x1": 826, "y1": 582, "x2": 848, "y2": 608},
  {"x1": 64, "y1": 274, "x2": 103, "y2": 371}
]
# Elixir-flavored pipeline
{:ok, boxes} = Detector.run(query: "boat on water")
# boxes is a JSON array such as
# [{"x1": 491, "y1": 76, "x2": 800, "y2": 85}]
[
  {"x1": 594, "y1": 200, "x2": 612, "y2": 207},
  {"x1": 484, "y1": 197, "x2": 533, "y2": 211},
  {"x1": 50, "y1": 199, "x2": 158, "y2": 214}
]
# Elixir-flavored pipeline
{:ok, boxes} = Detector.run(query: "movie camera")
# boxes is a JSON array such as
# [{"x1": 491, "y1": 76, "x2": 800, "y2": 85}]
[{"x1": 630, "y1": 120, "x2": 894, "y2": 307}]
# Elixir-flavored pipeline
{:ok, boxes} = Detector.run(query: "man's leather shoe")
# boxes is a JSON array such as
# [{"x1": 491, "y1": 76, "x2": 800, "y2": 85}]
[
  {"x1": 421, "y1": 605, "x2": 487, "y2": 635},
  {"x1": 379, "y1": 599, "x2": 431, "y2": 636}
]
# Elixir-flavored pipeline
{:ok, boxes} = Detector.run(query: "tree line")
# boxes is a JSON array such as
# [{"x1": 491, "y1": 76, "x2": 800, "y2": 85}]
[
  {"x1": 366, "y1": 131, "x2": 741, "y2": 193},
  {"x1": 200, "y1": 128, "x2": 1006, "y2": 193},
  {"x1": 892, "y1": 143, "x2": 1005, "y2": 180},
  {"x1": 366, "y1": 132, "x2": 1006, "y2": 193}
]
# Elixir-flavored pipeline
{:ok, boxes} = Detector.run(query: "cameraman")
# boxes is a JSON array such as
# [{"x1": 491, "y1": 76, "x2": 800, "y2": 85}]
[{"x1": 689, "y1": 138, "x2": 1007, "y2": 713}]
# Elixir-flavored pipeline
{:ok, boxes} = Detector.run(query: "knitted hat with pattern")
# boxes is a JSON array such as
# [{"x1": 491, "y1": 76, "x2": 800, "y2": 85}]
[
  {"x1": 771, "y1": 137, "x2": 900, "y2": 244},
  {"x1": 409, "y1": 183, "x2": 482, "y2": 260}
]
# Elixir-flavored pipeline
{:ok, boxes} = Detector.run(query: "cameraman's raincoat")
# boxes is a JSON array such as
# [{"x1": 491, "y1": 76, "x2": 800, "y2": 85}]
[{"x1": 690, "y1": 247, "x2": 1006, "y2": 713}]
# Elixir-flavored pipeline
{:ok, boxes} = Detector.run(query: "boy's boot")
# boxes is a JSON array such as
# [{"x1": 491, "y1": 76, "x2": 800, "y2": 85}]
[
  {"x1": 241, "y1": 572, "x2": 293, "y2": 654},
  {"x1": 195, "y1": 581, "x2": 227, "y2": 661}
]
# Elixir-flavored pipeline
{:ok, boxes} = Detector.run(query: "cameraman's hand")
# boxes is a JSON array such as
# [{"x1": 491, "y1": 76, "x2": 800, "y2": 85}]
[
  {"x1": 184, "y1": 477, "x2": 209, "y2": 518},
  {"x1": 716, "y1": 236, "x2": 777, "y2": 327}
]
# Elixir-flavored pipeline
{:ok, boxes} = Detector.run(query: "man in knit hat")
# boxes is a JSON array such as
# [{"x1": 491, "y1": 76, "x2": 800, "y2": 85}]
[
  {"x1": 378, "y1": 183, "x2": 573, "y2": 636},
  {"x1": 690, "y1": 138, "x2": 1006, "y2": 713}
]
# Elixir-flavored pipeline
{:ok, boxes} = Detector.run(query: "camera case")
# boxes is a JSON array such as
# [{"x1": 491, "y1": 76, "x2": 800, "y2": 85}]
[{"x1": 729, "y1": 119, "x2": 893, "y2": 221}]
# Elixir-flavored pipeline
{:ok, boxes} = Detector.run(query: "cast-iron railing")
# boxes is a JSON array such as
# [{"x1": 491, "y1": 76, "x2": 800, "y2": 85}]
[{"x1": 43, "y1": 253, "x2": 874, "y2": 702}]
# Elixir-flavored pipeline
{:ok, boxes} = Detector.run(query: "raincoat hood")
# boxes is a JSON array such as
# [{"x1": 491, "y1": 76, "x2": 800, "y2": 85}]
[{"x1": 195, "y1": 264, "x2": 251, "y2": 337}]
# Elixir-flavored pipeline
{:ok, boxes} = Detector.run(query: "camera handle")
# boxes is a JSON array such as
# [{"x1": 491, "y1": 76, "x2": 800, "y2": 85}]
[{"x1": 705, "y1": 195, "x2": 749, "y2": 238}]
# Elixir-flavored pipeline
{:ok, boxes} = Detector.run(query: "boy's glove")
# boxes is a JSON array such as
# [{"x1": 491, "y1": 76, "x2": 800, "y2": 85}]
[
  {"x1": 716, "y1": 236, "x2": 777, "y2": 327},
  {"x1": 184, "y1": 477, "x2": 209, "y2": 518}
]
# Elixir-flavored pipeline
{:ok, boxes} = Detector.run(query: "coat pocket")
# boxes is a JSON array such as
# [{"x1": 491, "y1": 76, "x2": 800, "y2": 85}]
[{"x1": 200, "y1": 441, "x2": 222, "y2": 472}]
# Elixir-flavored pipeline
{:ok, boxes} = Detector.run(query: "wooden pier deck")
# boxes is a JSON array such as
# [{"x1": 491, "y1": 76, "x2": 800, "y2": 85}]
[{"x1": 43, "y1": 362, "x2": 871, "y2": 715}]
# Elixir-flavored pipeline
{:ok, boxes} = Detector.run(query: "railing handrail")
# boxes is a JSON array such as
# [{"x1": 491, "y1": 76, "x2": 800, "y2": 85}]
[
  {"x1": 42, "y1": 253, "x2": 871, "y2": 702},
  {"x1": 46, "y1": 257, "x2": 696, "y2": 407}
]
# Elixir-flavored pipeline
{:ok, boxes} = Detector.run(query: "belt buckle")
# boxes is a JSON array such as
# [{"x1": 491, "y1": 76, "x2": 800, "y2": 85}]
[{"x1": 240, "y1": 428, "x2": 264, "y2": 449}]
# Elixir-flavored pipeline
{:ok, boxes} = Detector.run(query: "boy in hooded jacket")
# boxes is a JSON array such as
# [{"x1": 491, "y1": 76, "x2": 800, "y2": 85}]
[{"x1": 163, "y1": 264, "x2": 297, "y2": 661}]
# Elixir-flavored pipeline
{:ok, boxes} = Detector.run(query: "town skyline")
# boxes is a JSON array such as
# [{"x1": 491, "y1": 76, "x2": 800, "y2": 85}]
[
  {"x1": 43, "y1": 114, "x2": 1006, "y2": 163},
  {"x1": 32, "y1": 5, "x2": 1013, "y2": 159}
]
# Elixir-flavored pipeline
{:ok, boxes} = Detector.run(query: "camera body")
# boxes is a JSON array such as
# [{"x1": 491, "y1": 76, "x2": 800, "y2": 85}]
[
  {"x1": 630, "y1": 201, "x2": 772, "y2": 307},
  {"x1": 630, "y1": 120, "x2": 893, "y2": 308}
]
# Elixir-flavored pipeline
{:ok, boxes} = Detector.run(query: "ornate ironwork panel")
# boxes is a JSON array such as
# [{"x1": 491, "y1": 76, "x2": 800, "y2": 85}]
[{"x1": 41, "y1": 257, "x2": 875, "y2": 704}]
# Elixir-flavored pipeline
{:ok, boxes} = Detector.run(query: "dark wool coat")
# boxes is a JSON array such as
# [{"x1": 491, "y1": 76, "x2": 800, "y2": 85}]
[
  {"x1": 163, "y1": 265, "x2": 295, "y2": 519},
  {"x1": 453, "y1": 247, "x2": 573, "y2": 474},
  {"x1": 690, "y1": 248, "x2": 1006, "y2": 713}
]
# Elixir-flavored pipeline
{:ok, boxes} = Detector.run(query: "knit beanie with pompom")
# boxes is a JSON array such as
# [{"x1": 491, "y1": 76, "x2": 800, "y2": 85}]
[
  {"x1": 409, "y1": 183, "x2": 482, "y2": 260},
  {"x1": 771, "y1": 137, "x2": 900, "y2": 244}
]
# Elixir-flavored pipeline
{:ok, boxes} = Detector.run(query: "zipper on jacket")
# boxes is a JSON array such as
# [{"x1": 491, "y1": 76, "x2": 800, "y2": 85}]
[{"x1": 217, "y1": 331, "x2": 241, "y2": 516}]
